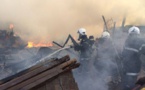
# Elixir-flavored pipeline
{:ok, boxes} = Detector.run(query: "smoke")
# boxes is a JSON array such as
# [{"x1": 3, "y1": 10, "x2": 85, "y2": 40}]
[
  {"x1": 0, "y1": 0, "x2": 145, "y2": 42},
  {"x1": 0, "y1": 0, "x2": 145, "y2": 89}
]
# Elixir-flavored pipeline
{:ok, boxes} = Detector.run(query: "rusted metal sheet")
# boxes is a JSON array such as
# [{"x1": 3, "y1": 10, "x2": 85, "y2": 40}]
[{"x1": 0, "y1": 55, "x2": 79, "y2": 90}]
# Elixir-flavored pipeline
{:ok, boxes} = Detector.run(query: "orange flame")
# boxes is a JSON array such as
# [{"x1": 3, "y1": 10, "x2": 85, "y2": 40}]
[
  {"x1": 27, "y1": 42, "x2": 34, "y2": 48},
  {"x1": 9, "y1": 24, "x2": 14, "y2": 30},
  {"x1": 27, "y1": 41, "x2": 53, "y2": 48}
]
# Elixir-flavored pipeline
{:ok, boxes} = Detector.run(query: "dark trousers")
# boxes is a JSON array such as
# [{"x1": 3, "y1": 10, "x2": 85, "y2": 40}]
[{"x1": 79, "y1": 58, "x2": 90, "y2": 73}]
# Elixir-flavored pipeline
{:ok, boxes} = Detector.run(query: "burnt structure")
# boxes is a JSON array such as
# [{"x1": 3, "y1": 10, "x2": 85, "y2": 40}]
[
  {"x1": 0, "y1": 29, "x2": 28, "y2": 72},
  {"x1": 0, "y1": 55, "x2": 79, "y2": 90},
  {"x1": 0, "y1": 29, "x2": 27, "y2": 51}
]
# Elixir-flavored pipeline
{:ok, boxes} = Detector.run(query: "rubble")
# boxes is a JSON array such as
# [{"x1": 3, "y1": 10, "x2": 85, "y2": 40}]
[
  {"x1": 1, "y1": 17, "x2": 145, "y2": 90},
  {"x1": 0, "y1": 55, "x2": 79, "y2": 90}
]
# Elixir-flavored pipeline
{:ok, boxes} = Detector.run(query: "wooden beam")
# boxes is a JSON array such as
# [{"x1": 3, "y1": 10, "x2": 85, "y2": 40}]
[
  {"x1": 0, "y1": 55, "x2": 70, "y2": 90},
  {"x1": 7, "y1": 59, "x2": 77, "y2": 90}
]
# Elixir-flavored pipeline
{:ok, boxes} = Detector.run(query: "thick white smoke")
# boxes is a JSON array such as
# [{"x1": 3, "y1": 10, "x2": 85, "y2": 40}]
[
  {"x1": 0, "y1": 0, "x2": 145, "y2": 42},
  {"x1": 1, "y1": 0, "x2": 145, "y2": 89}
]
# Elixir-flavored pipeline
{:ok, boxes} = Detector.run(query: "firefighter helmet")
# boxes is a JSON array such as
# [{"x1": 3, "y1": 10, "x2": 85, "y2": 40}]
[
  {"x1": 101, "y1": 31, "x2": 110, "y2": 38},
  {"x1": 78, "y1": 28, "x2": 86, "y2": 35},
  {"x1": 128, "y1": 26, "x2": 140, "y2": 34}
]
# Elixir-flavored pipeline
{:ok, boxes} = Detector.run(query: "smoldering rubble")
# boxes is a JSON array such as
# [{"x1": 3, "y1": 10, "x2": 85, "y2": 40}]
[
  {"x1": 1, "y1": 0, "x2": 145, "y2": 90},
  {"x1": 0, "y1": 25, "x2": 145, "y2": 90}
]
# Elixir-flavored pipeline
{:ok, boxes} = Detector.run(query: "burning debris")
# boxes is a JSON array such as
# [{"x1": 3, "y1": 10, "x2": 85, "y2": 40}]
[
  {"x1": 0, "y1": 25, "x2": 58, "y2": 80},
  {"x1": 27, "y1": 41, "x2": 53, "y2": 48},
  {"x1": 1, "y1": 15, "x2": 145, "y2": 90},
  {"x1": 2, "y1": 1, "x2": 145, "y2": 90}
]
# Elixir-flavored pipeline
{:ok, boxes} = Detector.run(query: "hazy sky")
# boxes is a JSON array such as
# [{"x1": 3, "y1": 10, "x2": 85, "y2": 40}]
[{"x1": 0, "y1": 0, "x2": 145, "y2": 42}]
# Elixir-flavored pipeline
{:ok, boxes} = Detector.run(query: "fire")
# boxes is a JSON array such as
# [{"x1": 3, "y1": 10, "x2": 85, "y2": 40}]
[
  {"x1": 27, "y1": 42, "x2": 34, "y2": 48},
  {"x1": 27, "y1": 41, "x2": 53, "y2": 48},
  {"x1": 9, "y1": 24, "x2": 14, "y2": 30}
]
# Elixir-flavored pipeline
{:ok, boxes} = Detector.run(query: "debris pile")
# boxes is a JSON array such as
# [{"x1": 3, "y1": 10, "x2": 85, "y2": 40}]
[{"x1": 0, "y1": 55, "x2": 79, "y2": 90}]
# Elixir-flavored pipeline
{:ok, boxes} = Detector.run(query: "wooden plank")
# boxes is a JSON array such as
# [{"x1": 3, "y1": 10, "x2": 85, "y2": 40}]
[
  {"x1": 20, "y1": 69, "x2": 60, "y2": 90},
  {"x1": 0, "y1": 55, "x2": 70, "y2": 90},
  {"x1": 45, "y1": 71, "x2": 79, "y2": 90},
  {"x1": 33, "y1": 83, "x2": 47, "y2": 90},
  {"x1": 31, "y1": 71, "x2": 79, "y2": 90},
  {"x1": 21, "y1": 59, "x2": 77, "y2": 90},
  {"x1": 60, "y1": 71, "x2": 79, "y2": 90},
  {"x1": 0, "y1": 58, "x2": 52, "y2": 84},
  {"x1": 45, "y1": 79, "x2": 56, "y2": 90},
  {"x1": 48, "y1": 79, "x2": 58, "y2": 90},
  {"x1": 31, "y1": 77, "x2": 56, "y2": 90},
  {"x1": 0, "y1": 55, "x2": 70, "y2": 84},
  {"x1": 53, "y1": 78, "x2": 63, "y2": 90},
  {"x1": 7, "y1": 59, "x2": 77, "y2": 90}
]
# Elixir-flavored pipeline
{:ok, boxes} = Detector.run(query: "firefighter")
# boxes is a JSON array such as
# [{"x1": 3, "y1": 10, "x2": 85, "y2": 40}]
[
  {"x1": 77, "y1": 28, "x2": 94, "y2": 59},
  {"x1": 95, "y1": 31, "x2": 116, "y2": 71},
  {"x1": 77, "y1": 28, "x2": 94, "y2": 73},
  {"x1": 94, "y1": 31, "x2": 120, "y2": 89},
  {"x1": 121, "y1": 26, "x2": 145, "y2": 90}
]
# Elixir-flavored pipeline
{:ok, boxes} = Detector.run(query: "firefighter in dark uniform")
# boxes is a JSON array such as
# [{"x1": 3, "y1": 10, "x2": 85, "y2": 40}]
[
  {"x1": 94, "y1": 31, "x2": 119, "y2": 89},
  {"x1": 121, "y1": 26, "x2": 145, "y2": 90},
  {"x1": 94, "y1": 31, "x2": 121, "y2": 90},
  {"x1": 77, "y1": 28, "x2": 94, "y2": 73}
]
